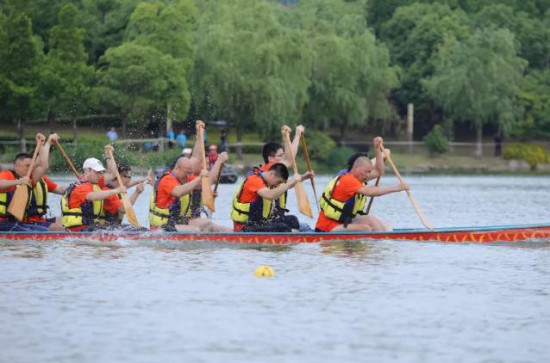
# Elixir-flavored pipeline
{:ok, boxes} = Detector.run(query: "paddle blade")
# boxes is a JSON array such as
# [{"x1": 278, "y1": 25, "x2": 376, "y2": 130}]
[
  {"x1": 7, "y1": 185, "x2": 31, "y2": 222},
  {"x1": 121, "y1": 193, "x2": 140, "y2": 228},
  {"x1": 294, "y1": 181, "x2": 312, "y2": 218},
  {"x1": 201, "y1": 177, "x2": 215, "y2": 212},
  {"x1": 407, "y1": 192, "x2": 434, "y2": 231}
]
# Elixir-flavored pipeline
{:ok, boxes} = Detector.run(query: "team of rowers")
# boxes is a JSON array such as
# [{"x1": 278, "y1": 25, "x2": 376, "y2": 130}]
[{"x1": 0, "y1": 121, "x2": 410, "y2": 234}]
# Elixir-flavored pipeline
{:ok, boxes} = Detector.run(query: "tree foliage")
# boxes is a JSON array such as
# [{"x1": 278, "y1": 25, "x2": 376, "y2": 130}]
[
  {"x1": 425, "y1": 28, "x2": 527, "y2": 155},
  {"x1": 194, "y1": 0, "x2": 312, "y2": 141},
  {"x1": 298, "y1": 0, "x2": 398, "y2": 141},
  {"x1": 1, "y1": 0, "x2": 550, "y2": 148}
]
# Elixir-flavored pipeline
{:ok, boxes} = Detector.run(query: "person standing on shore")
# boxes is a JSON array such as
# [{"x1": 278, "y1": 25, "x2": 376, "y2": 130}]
[
  {"x1": 107, "y1": 127, "x2": 118, "y2": 142},
  {"x1": 167, "y1": 127, "x2": 175, "y2": 149},
  {"x1": 176, "y1": 130, "x2": 187, "y2": 149}
]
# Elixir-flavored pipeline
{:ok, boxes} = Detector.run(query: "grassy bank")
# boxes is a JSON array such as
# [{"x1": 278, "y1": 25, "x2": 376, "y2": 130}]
[{"x1": 1, "y1": 126, "x2": 549, "y2": 175}]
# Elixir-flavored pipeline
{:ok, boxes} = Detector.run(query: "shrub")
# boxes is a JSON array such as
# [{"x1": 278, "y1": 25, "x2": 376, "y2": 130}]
[
  {"x1": 304, "y1": 130, "x2": 337, "y2": 162},
  {"x1": 326, "y1": 146, "x2": 355, "y2": 169},
  {"x1": 502, "y1": 143, "x2": 548, "y2": 170},
  {"x1": 423, "y1": 125, "x2": 449, "y2": 155},
  {"x1": 49, "y1": 140, "x2": 140, "y2": 172}
]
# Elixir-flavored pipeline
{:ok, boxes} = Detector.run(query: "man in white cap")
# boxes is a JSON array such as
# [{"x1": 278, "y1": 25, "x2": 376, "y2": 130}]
[{"x1": 60, "y1": 156, "x2": 127, "y2": 231}]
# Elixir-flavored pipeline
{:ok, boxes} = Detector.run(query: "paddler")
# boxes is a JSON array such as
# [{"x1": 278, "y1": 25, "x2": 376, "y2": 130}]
[
  {"x1": 182, "y1": 120, "x2": 231, "y2": 232},
  {"x1": 22, "y1": 133, "x2": 67, "y2": 231},
  {"x1": 256, "y1": 125, "x2": 313, "y2": 231},
  {"x1": 0, "y1": 133, "x2": 50, "y2": 231},
  {"x1": 315, "y1": 137, "x2": 409, "y2": 232},
  {"x1": 149, "y1": 154, "x2": 209, "y2": 231},
  {"x1": 102, "y1": 145, "x2": 150, "y2": 230},
  {"x1": 231, "y1": 163, "x2": 313, "y2": 232},
  {"x1": 60, "y1": 156, "x2": 127, "y2": 231}
]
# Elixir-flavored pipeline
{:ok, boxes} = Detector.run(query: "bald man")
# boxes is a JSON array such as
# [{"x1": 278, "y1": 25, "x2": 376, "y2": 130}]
[
  {"x1": 180, "y1": 121, "x2": 231, "y2": 232},
  {"x1": 149, "y1": 156, "x2": 209, "y2": 231},
  {"x1": 315, "y1": 137, "x2": 409, "y2": 232}
]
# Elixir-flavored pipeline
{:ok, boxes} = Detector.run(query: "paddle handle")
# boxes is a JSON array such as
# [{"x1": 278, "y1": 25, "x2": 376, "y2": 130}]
[
  {"x1": 380, "y1": 145, "x2": 434, "y2": 230},
  {"x1": 25, "y1": 138, "x2": 44, "y2": 179},
  {"x1": 282, "y1": 130, "x2": 299, "y2": 175},
  {"x1": 197, "y1": 123, "x2": 208, "y2": 170},
  {"x1": 53, "y1": 140, "x2": 80, "y2": 178},
  {"x1": 300, "y1": 134, "x2": 320, "y2": 213},
  {"x1": 196, "y1": 122, "x2": 215, "y2": 212},
  {"x1": 106, "y1": 149, "x2": 124, "y2": 192}
]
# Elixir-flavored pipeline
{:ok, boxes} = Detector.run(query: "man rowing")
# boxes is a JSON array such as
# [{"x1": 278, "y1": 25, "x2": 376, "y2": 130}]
[
  {"x1": 22, "y1": 133, "x2": 66, "y2": 231},
  {"x1": 102, "y1": 145, "x2": 149, "y2": 229},
  {"x1": 255, "y1": 125, "x2": 313, "y2": 231},
  {"x1": 0, "y1": 134, "x2": 50, "y2": 231},
  {"x1": 149, "y1": 155, "x2": 209, "y2": 231},
  {"x1": 315, "y1": 137, "x2": 409, "y2": 232},
  {"x1": 231, "y1": 163, "x2": 313, "y2": 232},
  {"x1": 186, "y1": 122, "x2": 231, "y2": 231},
  {"x1": 61, "y1": 157, "x2": 127, "y2": 231}
]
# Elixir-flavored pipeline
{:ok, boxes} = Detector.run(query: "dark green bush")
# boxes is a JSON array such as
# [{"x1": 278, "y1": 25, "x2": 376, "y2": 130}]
[
  {"x1": 304, "y1": 130, "x2": 337, "y2": 162},
  {"x1": 502, "y1": 143, "x2": 549, "y2": 170},
  {"x1": 326, "y1": 146, "x2": 355, "y2": 169},
  {"x1": 423, "y1": 125, "x2": 449, "y2": 155}
]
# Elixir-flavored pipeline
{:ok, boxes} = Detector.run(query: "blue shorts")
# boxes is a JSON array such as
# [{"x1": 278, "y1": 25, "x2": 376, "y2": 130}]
[{"x1": 0, "y1": 221, "x2": 49, "y2": 232}]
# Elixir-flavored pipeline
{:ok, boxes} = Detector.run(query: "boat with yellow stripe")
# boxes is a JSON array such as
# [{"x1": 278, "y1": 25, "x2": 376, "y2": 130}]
[{"x1": 1, "y1": 223, "x2": 549, "y2": 245}]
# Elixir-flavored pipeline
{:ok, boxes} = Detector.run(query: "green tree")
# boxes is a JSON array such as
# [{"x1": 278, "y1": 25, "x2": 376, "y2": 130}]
[
  {"x1": 0, "y1": 14, "x2": 43, "y2": 151},
  {"x1": 474, "y1": 5, "x2": 550, "y2": 70},
  {"x1": 124, "y1": 0, "x2": 196, "y2": 131},
  {"x1": 380, "y1": 3, "x2": 471, "y2": 135},
  {"x1": 194, "y1": 0, "x2": 312, "y2": 157},
  {"x1": 515, "y1": 69, "x2": 550, "y2": 139},
  {"x1": 298, "y1": 0, "x2": 398, "y2": 142},
  {"x1": 39, "y1": 4, "x2": 94, "y2": 141},
  {"x1": 98, "y1": 0, "x2": 196, "y2": 137},
  {"x1": 81, "y1": 0, "x2": 141, "y2": 64},
  {"x1": 424, "y1": 28, "x2": 527, "y2": 156}
]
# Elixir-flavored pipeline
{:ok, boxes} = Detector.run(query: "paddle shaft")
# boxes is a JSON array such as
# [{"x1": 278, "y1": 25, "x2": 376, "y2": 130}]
[
  {"x1": 7, "y1": 139, "x2": 43, "y2": 221},
  {"x1": 282, "y1": 130, "x2": 313, "y2": 218},
  {"x1": 106, "y1": 148, "x2": 141, "y2": 228},
  {"x1": 197, "y1": 124, "x2": 215, "y2": 212},
  {"x1": 213, "y1": 164, "x2": 224, "y2": 196},
  {"x1": 365, "y1": 176, "x2": 380, "y2": 215},
  {"x1": 282, "y1": 131, "x2": 299, "y2": 175},
  {"x1": 53, "y1": 141, "x2": 80, "y2": 178},
  {"x1": 380, "y1": 145, "x2": 434, "y2": 230},
  {"x1": 300, "y1": 135, "x2": 320, "y2": 213}
]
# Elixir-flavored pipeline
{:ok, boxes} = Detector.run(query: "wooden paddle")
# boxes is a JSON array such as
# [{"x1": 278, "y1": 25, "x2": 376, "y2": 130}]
[
  {"x1": 105, "y1": 148, "x2": 141, "y2": 228},
  {"x1": 53, "y1": 140, "x2": 81, "y2": 178},
  {"x1": 365, "y1": 176, "x2": 380, "y2": 215},
  {"x1": 300, "y1": 134, "x2": 320, "y2": 213},
  {"x1": 7, "y1": 138, "x2": 44, "y2": 221},
  {"x1": 282, "y1": 130, "x2": 313, "y2": 218},
  {"x1": 196, "y1": 123, "x2": 215, "y2": 212},
  {"x1": 380, "y1": 144, "x2": 434, "y2": 230},
  {"x1": 213, "y1": 164, "x2": 224, "y2": 197}
]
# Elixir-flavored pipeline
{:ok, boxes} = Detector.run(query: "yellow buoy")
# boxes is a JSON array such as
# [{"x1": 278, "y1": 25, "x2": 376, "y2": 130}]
[{"x1": 254, "y1": 265, "x2": 275, "y2": 277}]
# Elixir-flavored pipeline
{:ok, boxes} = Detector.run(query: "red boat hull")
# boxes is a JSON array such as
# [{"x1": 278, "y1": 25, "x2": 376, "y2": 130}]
[{"x1": 1, "y1": 224, "x2": 549, "y2": 245}]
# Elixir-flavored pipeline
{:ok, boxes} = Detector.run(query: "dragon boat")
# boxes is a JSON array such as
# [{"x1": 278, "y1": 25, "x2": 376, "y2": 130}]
[{"x1": 1, "y1": 223, "x2": 549, "y2": 246}]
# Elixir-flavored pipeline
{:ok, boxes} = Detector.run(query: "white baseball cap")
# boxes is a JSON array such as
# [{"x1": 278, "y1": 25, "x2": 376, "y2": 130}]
[
  {"x1": 83, "y1": 158, "x2": 106, "y2": 172},
  {"x1": 182, "y1": 148, "x2": 192, "y2": 155}
]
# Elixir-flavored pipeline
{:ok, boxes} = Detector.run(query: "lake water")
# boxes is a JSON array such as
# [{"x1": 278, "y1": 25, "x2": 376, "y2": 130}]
[{"x1": 1, "y1": 175, "x2": 549, "y2": 363}]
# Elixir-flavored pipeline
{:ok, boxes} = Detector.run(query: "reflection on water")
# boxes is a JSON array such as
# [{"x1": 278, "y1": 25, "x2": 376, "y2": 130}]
[
  {"x1": 1, "y1": 175, "x2": 549, "y2": 363},
  {"x1": 320, "y1": 240, "x2": 374, "y2": 259}
]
